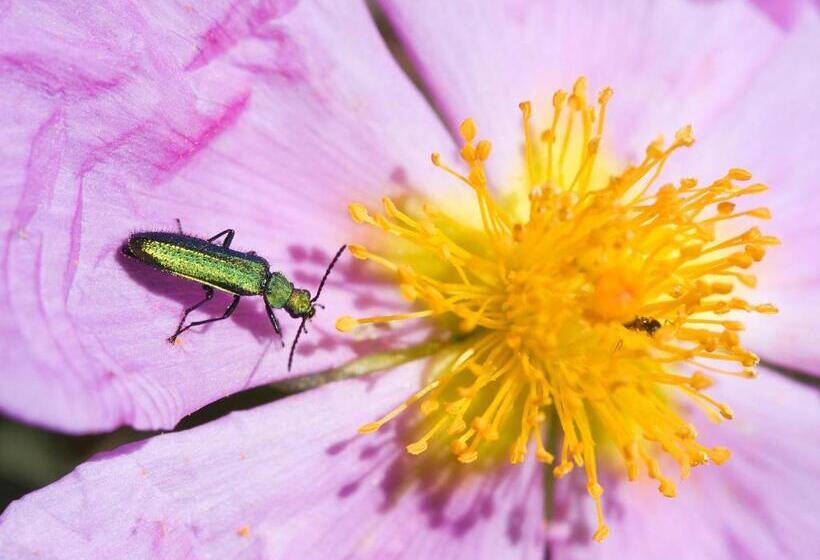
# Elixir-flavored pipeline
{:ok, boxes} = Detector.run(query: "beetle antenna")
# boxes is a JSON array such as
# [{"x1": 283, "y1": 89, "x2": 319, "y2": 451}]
[
  {"x1": 312, "y1": 245, "x2": 347, "y2": 303},
  {"x1": 290, "y1": 245, "x2": 346, "y2": 371},
  {"x1": 288, "y1": 317, "x2": 308, "y2": 372}
]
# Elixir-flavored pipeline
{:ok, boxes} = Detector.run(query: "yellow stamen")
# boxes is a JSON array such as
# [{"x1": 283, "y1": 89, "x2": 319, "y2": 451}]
[{"x1": 339, "y1": 77, "x2": 776, "y2": 542}]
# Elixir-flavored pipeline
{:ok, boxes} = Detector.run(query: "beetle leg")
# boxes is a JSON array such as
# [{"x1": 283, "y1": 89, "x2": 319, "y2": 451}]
[
  {"x1": 171, "y1": 294, "x2": 241, "y2": 341},
  {"x1": 207, "y1": 229, "x2": 235, "y2": 248},
  {"x1": 264, "y1": 300, "x2": 285, "y2": 347},
  {"x1": 169, "y1": 286, "x2": 214, "y2": 343},
  {"x1": 175, "y1": 218, "x2": 183, "y2": 233}
]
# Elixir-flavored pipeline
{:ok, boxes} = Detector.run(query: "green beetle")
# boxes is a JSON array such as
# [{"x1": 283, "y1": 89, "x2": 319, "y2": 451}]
[{"x1": 123, "y1": 224, "x2": 346, "y2": 370}]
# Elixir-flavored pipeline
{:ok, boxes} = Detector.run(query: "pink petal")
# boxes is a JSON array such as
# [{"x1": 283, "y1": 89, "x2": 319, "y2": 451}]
[
  {"x1": 0, "y1": 1, "x2": 457, "y2": 432},
  {"x1": 747, "y1": 0, "x2": 816, "y2": 29},
  {"x1": 0, "y1": 363, "x2": 545, "y2": 559},
  {"x1": 550, "y1": 368, "x2": 820, "y2": 558},
  {"x1": 379, "y1": 0, "x2": 820, "y2": 374},
  {"x1": 379, "y1": 0, "x2": 789, "y2": 181},
  {"x1": 667, "y1": 16, "x2": 820, "y2": 375}
]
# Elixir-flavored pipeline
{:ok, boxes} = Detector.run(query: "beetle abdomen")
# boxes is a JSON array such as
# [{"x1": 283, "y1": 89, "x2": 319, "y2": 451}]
[{"x1": 126, "y1": 232, "x2": 269, "y2": 296}]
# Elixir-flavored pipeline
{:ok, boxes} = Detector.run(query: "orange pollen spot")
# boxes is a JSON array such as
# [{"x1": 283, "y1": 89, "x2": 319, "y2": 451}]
[
  {"x1": 337, "y1": 77, "x2": 777, "y2": 543},
  {"x1": 592, "y1": 269, "x2": 642, "y2": 321}
]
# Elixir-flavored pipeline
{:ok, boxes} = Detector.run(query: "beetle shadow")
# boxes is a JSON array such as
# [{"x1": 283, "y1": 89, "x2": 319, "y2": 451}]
[
  {"x1": 117, "y1": 248, "x2": 275, "y2": 340},
  {"x1": 287, "y1": 243, "x2": 392, "y2": 298},
  {"x1": 117, "y1": 238, "x2": 424, "y2": 356}
]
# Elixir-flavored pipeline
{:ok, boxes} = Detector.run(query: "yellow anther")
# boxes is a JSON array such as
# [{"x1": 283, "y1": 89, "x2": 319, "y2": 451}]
[
  {"x1": 711, "y1": 281, "x2": 734, "y2": 294},
  {"x1": 718, "y1": 404, "x2": 734, "y2": 420},
  {"x1": 717, "y1": 201, "x2": 736, "y2": 215},
  {"x1": 348, "y1": 203, "x2": 370, "y2": 223},
  {"x1": 406, "y1": 441, "x2": 428, "y2": 455},
  {"x1": 587, "y1": 482, "x2": 604, "y2": 498},
  {"x1": 347, "y1": 244, "x2": 369, "y2": 260},
  {"x1": 553, "y1": 89, "x2": 567, "y2": 108},
  {"x1": 570, "y1": 76, "x2": 587, "y2": 109},
  {"x1": 647, "y1": 136, "x2": 665, "y2": 158},
  {"x1": 450, "y1": 439, "x2": 468, "y2": 455},
  {"x1": 593, "y1": 524, "x2": 611, "y2": 543},
  {"x1": 728, "y1": 168, "x2": 752, "y2": 181},
  {"x1": 460, "y1": 143, "x2": 476, "y2": 162},
  {"x1": 680, "y1": 177, "x2": 698, "y2": 189},
  {"x1": 420, "y1": 400, "x2": 439, "y2": 415},
  {"x1": 729, "y1": 252, "x2": 754, "y2": 268},
  {"x1": 476, "y1": 139, "x2": 492, "y2": 160},
  {"x1": 536, "y1": 449, "x2": 554, "y2": 463},
  {"x1": 458, "y1": 451, "x2": 479, "y2": 464},
  {"x1": 382, "y1": 197, "x2": 400, "y2": 217},
  {"x1": 745, "y1": 245, "x2": 766, "y2": 261},
  {"x1": 459, "y1": 118, "x2": 477, "y2": 142},
  {"x1": 510, "y1": 444, "x2": 526, "y2": 464},
  {"x1": 358, "y1": 422, "x2": 380, "y2": 433},
  {"x1": 659, "y1": 479, "x2": 677, "y2": 498},
  {"x1": 675, "y1": 125, "x2": 695, "y2": 146},
  {"x1": 748, "y1": 207, "x2": 772, "y2": 219},
  {"x1": 553, "y1": 462, "x2": 574, "y2": 478},
  {"x1": 335, "y1": 316, "x2": 359, "y2": 332},
  {"x1": 709, "y1": 447, "x2": 732, "y2": 464},
  {"x1": 689, "y1": 372, "x2": 714, "y2": 390},
  {"x1": 471, "y1": 417, "x2": 489, "y2": 434},
  {"x1": 735, "y1": 273, "x2": 756, "y2": 288},
  {"x1": 742, "y1": 183, "x2": 768, "y2": 194}
]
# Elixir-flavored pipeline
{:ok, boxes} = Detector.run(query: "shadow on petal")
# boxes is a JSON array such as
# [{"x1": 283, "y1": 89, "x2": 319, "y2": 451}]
[{"x1": 325, "y1": 400, "x2": 541, "y2": 545}]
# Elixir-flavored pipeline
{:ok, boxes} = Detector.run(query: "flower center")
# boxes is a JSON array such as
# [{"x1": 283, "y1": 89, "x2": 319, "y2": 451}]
[{"x1": 336, "y1": 77, "x2": 777, "y2": 542}]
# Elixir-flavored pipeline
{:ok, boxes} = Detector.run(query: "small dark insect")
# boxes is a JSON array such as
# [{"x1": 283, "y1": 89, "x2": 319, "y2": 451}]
[
  {"x1": 623, "y1": 316, "x2": 662, "y2": 336},
  {"x1": 123, "y1": 222, "x2": 346, "y2": 370}
]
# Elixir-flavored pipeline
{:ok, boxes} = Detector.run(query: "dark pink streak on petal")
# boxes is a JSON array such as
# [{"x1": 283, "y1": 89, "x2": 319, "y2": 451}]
[
  {"x1": 186, "y1": 0, "x2": 298, "y2": 70},
  {"x1": 151, "y1": 92, "x2": 252, "y2": 178},
  {"x1": 0, "y1": 0, "x2": 457, "y2": 432},
  {"x1": 0, "y1": 55, "x2": 123, "y2": 100},
  {"x1": 11, "y1": 108, "x2": 66, "y2": 231},
  {"x1": 235, "y1": 27, "x2": 308, "y2": 83},
  {"x1": 62, "y1": 92, "x2": 251, "y2": 303},
  {"x1": 747, "y1": 0, "x2": 809, "y2": 29}
]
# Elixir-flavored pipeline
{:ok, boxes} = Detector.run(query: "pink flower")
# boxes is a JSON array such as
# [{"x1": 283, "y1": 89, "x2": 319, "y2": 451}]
[{"x1": 1, "y1": 1, "x2": 819, "y2": 558}]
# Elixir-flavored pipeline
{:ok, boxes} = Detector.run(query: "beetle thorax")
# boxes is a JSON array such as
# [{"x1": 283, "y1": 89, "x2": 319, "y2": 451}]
[{"x1": 264, "y1": 272, "x2": 294, "y2": 309}]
